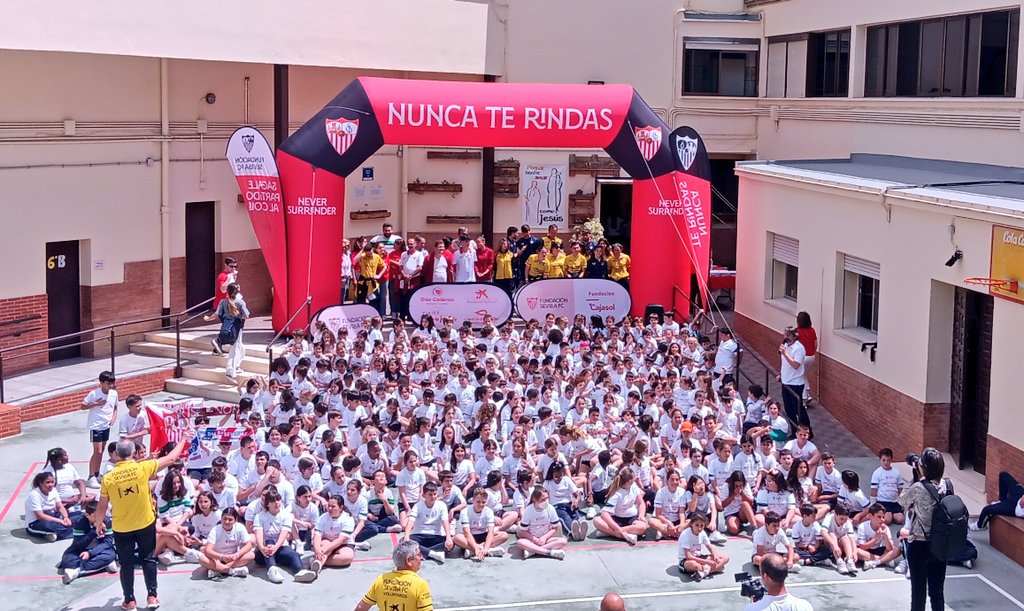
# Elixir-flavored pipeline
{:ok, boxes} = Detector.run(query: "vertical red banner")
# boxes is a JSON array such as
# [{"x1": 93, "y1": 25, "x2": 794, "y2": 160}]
[
  {"x1": 225, "y1": 127, "x2": 288, "y2": 327},
  {"x1": 277, "y1": 150, "x2": 346, "y2": 331}
]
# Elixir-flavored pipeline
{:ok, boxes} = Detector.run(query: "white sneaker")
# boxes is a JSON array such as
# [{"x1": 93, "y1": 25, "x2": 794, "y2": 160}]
[
  {"x1": 230, "y1": 566, "x2": 248, "y2": 578},
  {"x1": 789, "y1": 562, "x2": 801, "y2": 573},
  {"x1": 895, "y1": 559, "x2": 908, "y2": 574},
  {"x1": 623, "y1": 533, "x2": 638, "y2": 546},
  {"x1": 87, "y1": 476, "x2": 101, "y2": 489},
  {"x1": 427, "y1": 550, "x2": 446, "y2": 564},
  {"x1": 846, "y1": 559, "x2": 858, "y2": 575},
  {"x1": 487, "y1": 546, "x2": 505, "y2": 557},
  {"x1": 207, "y1": 569, "x2": 219, "y2": 580},
  {"x1": 183, "y1": 548, "x2": 201, "y2": 564},
  {"x1": 709, "y1": 531, "x2": 728, "y2": 544},
  {"x1": 266, "y1": 566, "x2": 285, "y2": 584},
  {"x1": 964, "y1": 559, "x2": 973, "y2": 569},
  {"x1": 968, "y1": 520, "x2": 984, "y2": 532},
  {"x1": 585, "y1": 506, "x2": 597, "y2": 520},
  {"x1": 293, "y1": 569, "x2": 317, "y2": 583},
  {"x1": 44, "y1": 533, "x2": 58, "y2": 543},
  {"x1": 522, "y1": 548, "x2": 533, "y2": 560},
  {"x1": 157, "y1": 551, "x2": 179, "y2": 566},
  {"x1": 862, "y1": 560, "x2": 879, "y2": 571},
  {"x1": 694, "y1": 570, "x2": 708, "y2": 581},
  {"x1": 654, "y1": 530, "x2": 664, "y2": 541},
  {"x1": 507, "y1": 524, "x2": 519, "y2": 535},
  {"x1": 386, "y1": 524, "x2": 403, "y2": 533},
  {"x1": 61, "y1": 567, "x2": 80, "y2": 584},
  {"x1": 463, "y1": 548, "x2": 473, "y2": 560},
  {"x1": 837, "y1": 559, "x2": 850, "y2": 575},
  {"x1": 107, "y1": 561, "x2": 119, "y2": 573},
  {"x1": 226, "y1": 374, "x2": 238, "y2": 384},
  {"x1": 310, "y1": 559, "x2": 323, "y2": 574},
  {"x1": 355, "y1": 541, "x2": 372, "y2": 551},
  {"x1": 293, "y1": 541, "x2": 306, "y2": 555},
  {"x1": 549, "y1": 549, "x2": 566, "y2": 560}
]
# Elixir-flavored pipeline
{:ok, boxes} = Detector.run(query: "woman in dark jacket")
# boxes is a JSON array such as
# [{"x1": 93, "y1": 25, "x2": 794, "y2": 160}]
[
  {"x1": 898, "y1": 448, "x2": 948, "y2": 611},
  {"x1": 585, "y1": 244, "x2": 609, "y2": 279}
]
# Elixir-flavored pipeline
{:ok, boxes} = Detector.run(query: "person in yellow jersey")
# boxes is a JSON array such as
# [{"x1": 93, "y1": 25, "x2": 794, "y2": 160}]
[
  {"x1": 525, "y1": 246, "x2": 549, "y2": 282},
  {"x1": 544, "y1": 242, "x2": 568, "y2": 278},
  {"x1": 564, "y1": 241, "x2": 588, "y2": 278},
  {"x1": 541, "y1": 224, "x2": 563, "y2": 253},
  {"x1": 355, "y1": 539, "x2": 433, "y2": 611},
  {"x1": 354, "y1": 243, "x2": 387, "y2": 305},
  {"x1": 493, "y1": 238, "x2": 515, "y2": 295},
  {"x1": 94, "y1": 435, "x2": 190, "y2": 611},
  {"x1": 607, "y1": 242, "x2": 631, "y2": 292}
]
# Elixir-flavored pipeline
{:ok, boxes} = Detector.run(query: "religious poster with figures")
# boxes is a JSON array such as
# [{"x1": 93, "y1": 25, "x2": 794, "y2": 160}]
[{"x1": 522, "y1": 164, "x2": 568, "y2": 230}]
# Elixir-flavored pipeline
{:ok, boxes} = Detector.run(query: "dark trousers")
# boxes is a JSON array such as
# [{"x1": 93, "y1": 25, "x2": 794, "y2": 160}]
[
  {"x1": 255, "y1": 545, "x2": 303, "y2": 573},
  {"x1": 410, "y1": 533, "x2": 446, "y2": 557},
  {"x1": 796, "y1": 545, "x2": 833, "y2": 563},
  {"x1": 978, "y1": 471, "x2": 1024, "y2": 528},
  {"x1": 495, "y1": 278, "x2": 514, "y2": 297},
  {"x1": 377, "y1": 281, "x2": 389, "y2": 316},
  {"x1": 782, "y1": 384, "x2": 810, "y2": 429},
  {"x1": 615, "y1": 278, "x2": 630, "y2": 293},
  {"x1": 553, "y1": 502, "x2": 579, "y2": 535},
  {"x1": 114, "y1": 521, "x2": 158, "y2": 603},
  {"x1": 60, "y1": 545, "x2": 117, "y2": 573},
  {"x1": 358, "y1": 514, "x2": 398, "y2": 542},
  {"x1": 26, "y1": 510, "x2": 80, "y2": 540},
  {"x1": 907, "y1": 539, "x2": 946, "y2": 611}
]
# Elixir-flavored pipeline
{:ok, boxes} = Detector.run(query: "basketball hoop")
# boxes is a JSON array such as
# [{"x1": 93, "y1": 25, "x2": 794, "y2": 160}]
[{"x1": 965, "y1": 277, "x2": 1020, "y2": 292}]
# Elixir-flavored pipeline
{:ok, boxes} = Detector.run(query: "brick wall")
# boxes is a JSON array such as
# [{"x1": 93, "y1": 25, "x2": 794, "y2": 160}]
[
  {"x1": 734, "y1": 312, "x2": 948, "y2": 458},
  {"x1": 987, "y1": 435, "x2": 1024, "y2": 503},
  {"x1": 7, "y1": 368, "x2": 175, "y2": 436},
  {"x1": 0, "y1": 294, "x2": 49, "y2": 375}
]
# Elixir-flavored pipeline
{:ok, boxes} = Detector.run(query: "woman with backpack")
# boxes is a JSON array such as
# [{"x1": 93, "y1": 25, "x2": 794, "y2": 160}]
[
  {"x1": 899, "y1": 448, "x2": 952, "y2": 611},
  {"x1": 205, "y1": 283, "x2": 249, "y2": 384}
]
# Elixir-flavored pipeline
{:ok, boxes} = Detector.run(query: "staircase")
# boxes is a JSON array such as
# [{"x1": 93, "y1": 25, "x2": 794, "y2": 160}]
[{"x1": 129, "y1": 329, "x2": 278, "y2": 404}]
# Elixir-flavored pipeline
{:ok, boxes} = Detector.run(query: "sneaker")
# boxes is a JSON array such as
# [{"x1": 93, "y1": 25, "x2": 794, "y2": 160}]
[
  {"x1": 355, "y1": 541, "x2": 372, "y2": 552},
  {"x1": 157, "y1": 551, "x2": 177, "y2": 566},
  {"x1": 789, "y1": 562, "x2": 801, "y2": 573},
  {"x1": 862, "y1": 560, "x2": 879, "y2": 571},
  {"x1": 62, "y1": 567, "x2": 80, "y2": 584},
  {"x1": 207, "y1": 570, "x2": 219, "y2": 580},
  {"x1": 183, "y1": 548, "x2": 201, "y2": 564},
  {"x1": 487, "y1": 546, "x2": 505, "y2": 557},
  {"x1": 837, "y1": 559, "x2": 850, "y2": 575},
  {"x1": 570, "y1": 520, "x2": 581, "y2": 541},
  {"x1": 427, "y1": 550, "x2": 446, "y2": 564},
  {"x1": 310, "y1": 559, "x2": 324, "y2": 574},
  {"x1": 522, "y1": 548, "x2": 533, "y2": 560},
  {"x1": 886, "y1": 558, "x2": 899, "y2": 569},
  {"x1": 107, "y1": 561, "x2": 119, "y2": 573},
  {"x1": 549, "y1": 549, "x2": 566, "y2": 560},
  {"x1": 120, "y1": 602, "x2": 137, "y2": 611},
  {"x1": 87, "y1": 476, "x2": 101, "y2": 488},
  {"x1": 463, "y1": 547, "x2": 473, "y2": 560},
  {"x1": 694, "y1": 570, "x2": 708, "y2": 581},
  {"x1": 146, "y1": 596, "x2": 160, "y2": 609},
  {"x1": 895, "y1": 559, "x2": 908, "y2": 575},
  {"x1": 226, "y1": 374, "x2": 238, "y2": 384},
  {"x1": 293, "y1": 569, "x2": 317, "y2": 583},
  {"x1": 968, "y1": 520, "x2": 984, "y2": 532},
  {"x1": 230, "y1": 567, "x2": 248, "y2": 578},
  {"x1": 845, "y1": 559, "x2": 858, "y2": 575},
  {"x1": 266, "y1": 566, "x2": 285, "y2": 584},
  {"x1": 44, "y1": 532, "x2": 58, "y2": 543},
  {"x1": 386, "y1": 524, "x2": 403, "y2": 533},
  {"x1": 507, "y1": 524, "x2": 519, "y2": 535},
  {"x1": 964, "y1": 559, "x2": 973, "y2": 569},
  {"x1": 623, "y1": 533, "x2": 637, "y2": 546},
  {"x1": 654, "y1": 530, "x2": 664, "y2": 541},
  {"x1": 585, "y1": 506, "x2": 597, "y2": 520},
  {"x1": 211, "y1": 340, "x2": 223, "y2": 355},
  {"x1": 709, "y1": 531, "x2": 728, "y2": 544},
  {"x1": 293, "y1": 541, "x2": 306, "y2": 555}
]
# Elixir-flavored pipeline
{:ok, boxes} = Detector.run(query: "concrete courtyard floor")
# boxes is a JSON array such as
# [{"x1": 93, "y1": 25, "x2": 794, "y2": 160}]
[{"x1": 2, "y1": 408, "x2": 1024, "y2": 610}]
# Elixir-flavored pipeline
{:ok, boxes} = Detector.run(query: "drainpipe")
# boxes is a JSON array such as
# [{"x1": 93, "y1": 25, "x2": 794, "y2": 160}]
[{"x1": 160, "y1": 58, "x2": 172, "y2": 324}]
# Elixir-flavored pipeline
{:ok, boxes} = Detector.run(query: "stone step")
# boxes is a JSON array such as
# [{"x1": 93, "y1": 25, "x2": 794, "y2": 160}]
[
  {"x1": 130, "y1": 341, "x2": 271, "y2": 375},
  {"x1": 144, "y1": 331, "x2": 278, "y2": 360},
  {"x1": 164, "y1": 375, "x2": 243, "y2": 404}
]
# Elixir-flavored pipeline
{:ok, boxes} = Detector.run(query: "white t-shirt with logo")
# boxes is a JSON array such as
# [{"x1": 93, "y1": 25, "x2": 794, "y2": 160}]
[
  {"x1": 409, "y1": 500, "x2": 448, "y2": 536},
  {"x1": 790, "y1": 519, "x2": 823, "y2": 546},
  {"x1": 654, "y1": 486, "x2": 686, "y2": 522},
  {"x1": 871, "y1": 467, "x2": 904, "y2": 503},
  {"x1": 460, "y1": 505, "x2": 495, "y2": 536},
  {"x1": 677, "y1": 528, "x2": 711, "y2": 561},
  {"x1": 208, "y1": 522, "x2": 252, "y2": 555},
  {"x1": 83, "y1": 388, "x2": 118, "y2": 431},
  {"x1": 521, "y1": 503, "x2": 560, "y2": 539},
  {"x1": 752, "y1": 525, "x2": 792, "y2": 555},
  {"x1": 314, "y1": 511, "x2": 355, "y2": 542},
  {"x1": 254, "y1": 509, "x2": 294, "y2": 541}
]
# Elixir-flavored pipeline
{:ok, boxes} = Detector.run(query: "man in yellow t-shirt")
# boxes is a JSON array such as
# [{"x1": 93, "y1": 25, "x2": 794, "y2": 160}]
[
  {"x1": 607, "y1": 243, "x2": 632, "y2": 290},
  {"x1": 564, "y1": 241, "x2": 588, "y2": 278},
  {"x1": 355, "y1": 540, "x2": 433, "y2": 611},
  {"x1": 525, "y1": 246, "x2": 549, "y2": 282},
  {"x1": 95, "y1": 435, "x2": 189, "y2": 610},
  {"x1": 355, "y1": 243, "x2": 386, "y2": 304},
  {"x1": 545, "y1": 243, "x2": 568, "y2": 278}
]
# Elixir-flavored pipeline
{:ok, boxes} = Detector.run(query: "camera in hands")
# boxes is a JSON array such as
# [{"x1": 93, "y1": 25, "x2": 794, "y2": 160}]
[{"x1": 735, "y1": 572, "x2": 766, "y2": 602}]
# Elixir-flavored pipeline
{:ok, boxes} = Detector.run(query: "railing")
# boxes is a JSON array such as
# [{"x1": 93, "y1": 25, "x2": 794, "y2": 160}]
[
  {"x1": 0, "y1": 297, "x2": 215, "y2": 403},
  {"x1": 265, "y1": 297, "x2": 312, "y2": 376}
]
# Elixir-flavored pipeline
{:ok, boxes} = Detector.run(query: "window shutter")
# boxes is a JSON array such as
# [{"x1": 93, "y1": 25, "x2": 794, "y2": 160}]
[
  {"x1": 772, "y1": 234, "x2": 799, "y2": 267},
  {"x1": 844, "y1": 254, "x2": 880, "y2": 279}
]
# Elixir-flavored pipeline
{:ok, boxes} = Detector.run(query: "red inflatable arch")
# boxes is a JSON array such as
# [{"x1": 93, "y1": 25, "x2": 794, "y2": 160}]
[{"x1": 263, "y1": 77, "x2": 712, "y2": 328}]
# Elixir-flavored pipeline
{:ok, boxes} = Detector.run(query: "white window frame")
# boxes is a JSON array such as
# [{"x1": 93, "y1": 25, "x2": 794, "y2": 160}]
[
  {"x1": 768, "y1": 233, "x2": 799, "y2": 302},
  {"x1": 840, "y1": 254, "x2": 880, "y2": 336}
]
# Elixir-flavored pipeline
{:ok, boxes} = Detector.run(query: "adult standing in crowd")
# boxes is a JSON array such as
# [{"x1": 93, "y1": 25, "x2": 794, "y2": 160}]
[
  {"x1": 607, "y1": 243, "x2": 631, "y2": 291},
  {"x1": 742, "y1": 553, "x2": 814, "y2": 611},
  {"x1": 899, "y1": 449, "x2": 950, "y2": 611},
  {"x1": 514, "y1": 225, "x2": 542, "y2": 288},
  {"x1": 474, "y1": 235, "x2": 494, "y2": 283},
  {"x1": 386, "y1": 239, "x2": 406, "y2": 318},
  {"x1": 95, "y1": 435, "x2": 190, "y2": 611},
  {"x1": 453, "y1": 238, "x2": 477, "y2": 283},
  {"x1": 398, "y1": 237, "x2": 426, "y2": 321},
  {"x1": 340, "y1": 238, "x2": 353, "y2": 304},
  {"x1": 505, "y1": 226, "x2": 522, "y2": 288},
  {"x1": 370, "y1": 222, "x2": 401, "y2": 254},
  {"x1": 205, "y1": 283, "x2": 250, "y2": 384},
  {"x1": 494, "y1": 238, "x2": 514, "y2": 295},
  {"x1": 713, "y1": 328, "x2": 739, "y2": 387},
  {"x1": 795, "y1": 312, "x2": 818, "y2": 405},
  {"x1": 425, "y1": 240, "x2": 453, "y2": 285},
  {"x1": 778, "y1": 327, "x2": 810, "y2": 430},
  {"x1": 541, "y1": 224, "x2": 562, "y2": 253},
  {"x1": 354, "y1": 539, "x2": 433, "y2": 611},
  {"x1": 585, "y1": 243, "x2": 609, "y2": 279},
  {"x1": 214, "y1": 257, "x2": 238, "y2": 309},
  {"x1": 457, "y1": 226, "x2": 477, "y2": 251}
]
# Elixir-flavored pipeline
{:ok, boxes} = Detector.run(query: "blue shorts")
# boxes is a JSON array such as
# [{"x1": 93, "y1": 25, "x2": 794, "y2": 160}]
[
  {"x1": 878, "y1": 501, "x2": 904, "y2": 514},
  {"x1": 90, "y1": 428, "x2": 111, "y2": 444}
]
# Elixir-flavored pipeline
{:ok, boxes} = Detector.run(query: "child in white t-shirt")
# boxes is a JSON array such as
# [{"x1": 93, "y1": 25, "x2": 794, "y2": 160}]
[
  {"x1": 516, "y1": 487, "x2": 567, "y2": 560},
  {"x1": 870, "y1": 448, "x2": 905, "y2": 524},
  {"x1": 791, "y1": 503, "x2": 831, "y2": 566},
  {"x1": 855, "y1": 503, "x2": 902, "y2": 570},
  {"x1": 198, "y1": 507, "x2": 254, "y2": 578},
  {"x1": 752, "y1": 510, "x2": 799, "y2": 571},
  {"x1": 676, "y1": 512, "x2": 730, "y2": 581}
]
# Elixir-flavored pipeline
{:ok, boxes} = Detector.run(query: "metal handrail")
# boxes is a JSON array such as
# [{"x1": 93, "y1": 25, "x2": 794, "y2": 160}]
[
  {"x1": 0, "y1": 296, "x2": 215, "y2": 403},
  {"x1": 265, "y1": 297, "x2": 312, "y2": 376}
]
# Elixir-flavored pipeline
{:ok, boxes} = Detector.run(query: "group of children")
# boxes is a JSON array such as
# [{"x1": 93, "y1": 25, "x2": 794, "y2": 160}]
[{"x1": 27, "y1": 310, "x2": 975, "y2": 587}]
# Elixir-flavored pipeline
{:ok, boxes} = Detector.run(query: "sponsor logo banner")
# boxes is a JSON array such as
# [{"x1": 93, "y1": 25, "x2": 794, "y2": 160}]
[
  {"x1": 514, "y1": 278, "x2": 631, "y2": 321},
  {"x1": 310, "y1": 303, "x2": 380, "y2": 339},
  {"x1": 408, "y1": 283, "x2": 513, "y2": 329}
]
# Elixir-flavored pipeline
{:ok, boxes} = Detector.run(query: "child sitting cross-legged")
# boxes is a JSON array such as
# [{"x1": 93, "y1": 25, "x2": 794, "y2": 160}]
[{"x1": 58, "y1": 500, "x2": 118, "y2": 584}]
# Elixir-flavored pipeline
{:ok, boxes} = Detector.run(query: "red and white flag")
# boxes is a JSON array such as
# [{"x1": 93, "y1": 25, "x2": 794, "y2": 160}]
[{"x1": 145, "y1": 398, "x2": 203, "y2": 454}]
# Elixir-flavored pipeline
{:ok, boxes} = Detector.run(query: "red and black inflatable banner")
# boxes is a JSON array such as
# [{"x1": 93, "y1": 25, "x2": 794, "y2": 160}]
[{"x1": 262, "y1": 77, "x2": 711, "y2": 327}]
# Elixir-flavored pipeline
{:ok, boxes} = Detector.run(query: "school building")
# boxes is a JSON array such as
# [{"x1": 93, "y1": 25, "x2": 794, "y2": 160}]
[{"x1": 2, "y1": 0, "x2": 1024, "y2": 498}]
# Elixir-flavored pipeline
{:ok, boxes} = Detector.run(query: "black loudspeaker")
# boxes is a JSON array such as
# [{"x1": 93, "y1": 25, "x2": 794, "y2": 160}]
[{"x1": 644, "y1": 304, "x2": 665, "y2": 324}]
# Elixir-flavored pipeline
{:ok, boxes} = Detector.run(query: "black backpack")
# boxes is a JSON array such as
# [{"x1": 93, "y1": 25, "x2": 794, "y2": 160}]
[{"x1": 923, "y1": 478, "x2": 968, "y2": 561}]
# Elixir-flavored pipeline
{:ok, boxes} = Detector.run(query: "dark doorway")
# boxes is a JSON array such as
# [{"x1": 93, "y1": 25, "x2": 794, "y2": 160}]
[
  {"x1": 45, "y1": 240, "x2": 81, "y2": 361},
  {"x1": 599, "y1": 183, "x2": 632, "y2": 253},
  {"x1": 949, "y1": 287, "x2": 993, "y2": 473},
  {"x1": 710, "y1": 159, "x2": 740, "y2": 269},
  {"x1": 185, "y1": 201, "x2": 216, "y2": 309}
]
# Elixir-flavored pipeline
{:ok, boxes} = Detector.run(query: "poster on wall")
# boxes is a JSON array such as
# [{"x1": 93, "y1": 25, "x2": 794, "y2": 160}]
[
  {"x1": 522, "y1": 164, "x2": 568, "y2": 230},
  {"x1": 514, "y1": 278, "x2": 631, "y2": 322},
  {"x1": 408, "y1": 283, "x2": 513, "y2": 328}
]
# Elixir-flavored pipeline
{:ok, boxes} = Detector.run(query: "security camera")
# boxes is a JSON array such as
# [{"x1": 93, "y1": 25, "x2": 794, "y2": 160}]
[{"x1": 945, "y1": 250, "x2": 963, "y2": 267}]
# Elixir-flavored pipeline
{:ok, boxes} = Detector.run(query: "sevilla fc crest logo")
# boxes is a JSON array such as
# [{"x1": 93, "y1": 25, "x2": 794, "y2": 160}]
[
  {"x1": 527, "y1": 297, "x2": 539, "y2": 310},
  {"x1": 676, "y1": 136, "x2": 698, "y2": 171},
  {"x1": 634, "y1": 126, "x2": 662, "y2": 162},
  {"x1": 325, "y1": 118, "x2": 359, "y2": 156},
  {"x1": 241, "y1": 134, "x2": 255, "y2": 153}
]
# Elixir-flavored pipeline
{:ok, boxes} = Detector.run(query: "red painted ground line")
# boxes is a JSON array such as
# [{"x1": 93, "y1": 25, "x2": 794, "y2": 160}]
[{"x1": 0, "y1": 461, "x2": 42, "y2": 523}]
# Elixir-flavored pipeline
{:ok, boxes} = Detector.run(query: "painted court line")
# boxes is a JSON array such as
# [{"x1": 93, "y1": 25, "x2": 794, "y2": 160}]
[
  {"x1": 435, "y1": 575, "x2": 1024, "y2": 611},
  {"x1": 0, "y1": 461, "x2": 42, "y2": 524}
]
